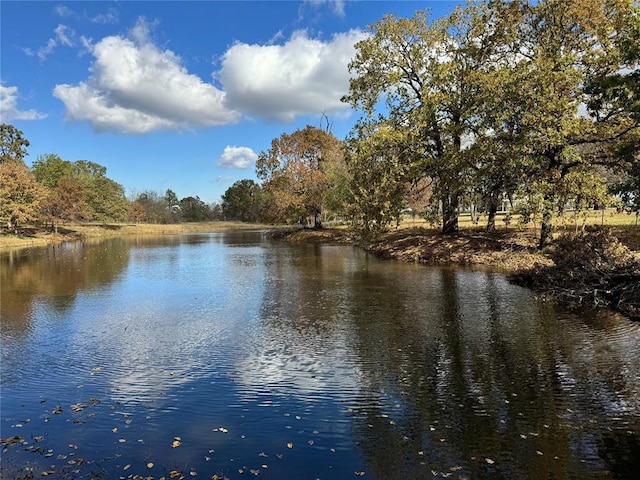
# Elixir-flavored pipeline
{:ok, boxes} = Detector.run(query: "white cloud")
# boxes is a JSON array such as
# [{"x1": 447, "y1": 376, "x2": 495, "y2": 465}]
[
  {"x1": 53, "y1": 18, "x2": 239, "y2": 134},
  {"x1": 0, "y1": 83, "x2": 47, "y2": 121},
  {"x1": 217, "y1": 146, "x2": 258, "y2": 169},
  {"x1": 23, "y1": 24, "x2": 75, "y2": 61},
  {"x1": 54, "y1": 4, "x2": 119, "y2": 24},
  {"x1": 302, "y1": 0, "x2": 346, "y2": 18},
  {"x1": 220, "y1": 29, "x2": 366, "y2": 122}
]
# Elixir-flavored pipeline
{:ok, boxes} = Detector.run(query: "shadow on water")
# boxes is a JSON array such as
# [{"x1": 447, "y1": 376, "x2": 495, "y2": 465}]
[{"x1": 1, "y1": 232, "x2": 639, "y2": 479}]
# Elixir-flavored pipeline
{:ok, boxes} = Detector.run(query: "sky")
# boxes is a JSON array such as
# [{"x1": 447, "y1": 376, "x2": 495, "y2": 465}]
[{"x1": 1, "y1": 1, "x2": 462, "y2": 203}]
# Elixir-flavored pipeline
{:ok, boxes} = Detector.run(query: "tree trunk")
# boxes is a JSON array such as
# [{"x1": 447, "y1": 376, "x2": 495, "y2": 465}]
[
  {"x1": 442, "y1": 193, "x2": 459, "y2": 234},
  {"x1": 539, "y1": 207, "x2": 554, "y2": 249},
  {"x1": 486, "y1": 202, "x2": 498, "y2": 233}
]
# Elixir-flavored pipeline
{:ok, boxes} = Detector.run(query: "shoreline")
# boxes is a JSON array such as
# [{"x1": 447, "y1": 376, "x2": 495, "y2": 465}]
[
  {"x1": 281, "y1": 226, "x2": 640, "y2": 321},
  {"x1": 0, "y1": 221, "x2": 271, "y2": 251},
  {"x1": 3, "y1": 221, "x2": 638, "y2": 320}
]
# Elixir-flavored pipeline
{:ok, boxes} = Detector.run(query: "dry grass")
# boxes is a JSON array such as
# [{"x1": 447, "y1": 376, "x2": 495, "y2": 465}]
[{"x1": 0, "y1": 221, "x2": 270, "y2": 251}]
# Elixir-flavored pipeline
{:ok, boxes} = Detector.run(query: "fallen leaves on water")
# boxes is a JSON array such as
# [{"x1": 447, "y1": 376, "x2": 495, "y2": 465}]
[
  {"x1": 40, "y1": 470, "x2": 55, "y2": 476},
  {"x1": 287, "y1": 442, "x2": 293, "y2": 449},
  {"x1": 112, "y1": 427, "x2": 118, "y2": 433},
  {"x1": 53, "y1": 406, "x2": 63, "y2": 414},
  {"x1": 355, "y1": 471, "x2": 366, "y2": 476},
  {"x1": 170, "y1": 470, "x2": 182, "y2": 478},
  {"x1": 171, "y1": 438, "x2": 181, "y2": 448},
  {"x1": 485, "y1": 458, "x2": 495, "y2": 465},
  {"x1": 250, "y1": 469, "x2": 260, "y2": 476},
  {"x1": 147, "y1": 462, "x2": 154, "y2": 468},
  {"x1": 124, "y1": 464, "x2": 131, "y2": 470}
]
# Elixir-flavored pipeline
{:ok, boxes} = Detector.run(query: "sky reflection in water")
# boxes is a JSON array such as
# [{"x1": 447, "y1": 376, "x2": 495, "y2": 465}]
[{"x1": 1, "y1": 232, "x2": 639, "y2": 479}]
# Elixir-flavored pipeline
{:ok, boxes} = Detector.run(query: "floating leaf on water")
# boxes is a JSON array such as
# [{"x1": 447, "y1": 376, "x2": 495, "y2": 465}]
[
  {"x1": 249, "y1": 469, "x2": 260, "y2": 476},
  {"x1": 112, "y1": 428, "x2": 118, "y2": 433},
  {"x1": 41, "y1": 471, "x2": 55, "y2": 476},
  {"x1": 220, "y1": 427, "x2": 228, "y2": 433},
  {"x1": 295, "y1": 416, "x2": 301, "y2": 420},
  {"x1": 119, "y1": 438, "x2": 126, "y2": 443},
  {"x1": 238, "y1": 469, "x2": 244, "y2": 474},
  {"x1": 355, "y1": 472, "x2": 365, "y2": 476},
  {"x1": 147, "y1": 462, "x2": 154, "y2": 468},
  {"x1": 287, "y1": 442, "x2": 293, "y2": 449},
  {"x1": 68, "y1": 444, "x2": 78, "y2": 449},
  {"x1": 261, "y1": 464, "x2": 268, "y2": 468},
  {"x1": 53, "y1": 407, "x2": 63, "y2": 414},
  {"x1": 190, "y1": 470, "x2": 197, "y2": 476},
  {"x1": 171, "y1": 440, "x2": 181, "y2": 448},
  {"x1": 170, "y1": 470, "x2": 181, "y2": 478},
  {"x1": 485, "y1": 458, "x2": 495, "y2": 465},
  {"x1": 205, "y1": 456, "x2": 211, "y2": 461},
  {"x1": 124, "y1": 464, "x2": 131, "y2": 470},
  {"x1": 536, "y1": 451, "x2": 543, "y2": 455},
  {"x1": 33, "y1": 436, "x2": 44, "y2": 442},
  {"x1": 330, "y1": 448, "x2": 336, "y2": 453},
  {"x1": 418, "y1": 451, "x2": 424, "y2": 455}
]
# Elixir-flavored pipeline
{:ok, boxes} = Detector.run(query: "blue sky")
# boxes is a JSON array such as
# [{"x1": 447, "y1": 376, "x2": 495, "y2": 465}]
[{"x1": 1, "y1": 1, "x2": 461, "y2": 203}]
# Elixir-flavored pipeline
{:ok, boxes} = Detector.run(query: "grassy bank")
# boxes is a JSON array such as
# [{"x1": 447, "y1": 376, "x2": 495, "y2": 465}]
[{"x1": 0, "y1": 221, "x2": 270, "y2": 251}]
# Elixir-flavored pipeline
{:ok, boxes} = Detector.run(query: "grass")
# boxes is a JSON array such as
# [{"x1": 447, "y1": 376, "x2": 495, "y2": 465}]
[{"x1": 0, "y1": 221, "x2": 271, "y2": 251}]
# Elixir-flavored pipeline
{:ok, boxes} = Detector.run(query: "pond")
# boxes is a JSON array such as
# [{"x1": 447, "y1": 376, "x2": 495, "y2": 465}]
[{"x1": 1, "y1": 231, "x2": 639, "y2": 479}]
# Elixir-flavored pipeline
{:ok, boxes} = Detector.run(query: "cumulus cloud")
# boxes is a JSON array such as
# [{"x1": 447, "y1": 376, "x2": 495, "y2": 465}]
[
  {"x1": 0, "y1": 83, "x2": 47, "y2": 121},
  {"x1": 220, "y1": 29, "x2": 367, "y2": 122},
  {"x1": 216, "y1": 146, "x2": 258, "y2": 169},
  {"x1": 53, "y1": 17, "x2": 240, "y2": 134}
]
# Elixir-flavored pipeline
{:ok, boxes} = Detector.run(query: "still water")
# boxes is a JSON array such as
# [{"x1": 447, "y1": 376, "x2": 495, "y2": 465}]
[{"x1": 1, "y1": 231, "x2": 639, "y2": 479}]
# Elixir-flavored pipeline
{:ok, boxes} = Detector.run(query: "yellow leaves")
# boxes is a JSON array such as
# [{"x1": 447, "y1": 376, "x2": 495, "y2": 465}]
[
  {"x1": 287, "y1": 442, "x2": 293, "y2": 449},
  {"x1": 171, "y1": 437, "x2": 182, "y2": 448},
  {"x1": 124, "y1": 464, "x2": 131, "y2": 470},
  {"x1": 170, "y1": 470, "x2": 182, "y2": 478},
  {"x1": 147, "y1": 462, "x2": 154, "y2": 468}
]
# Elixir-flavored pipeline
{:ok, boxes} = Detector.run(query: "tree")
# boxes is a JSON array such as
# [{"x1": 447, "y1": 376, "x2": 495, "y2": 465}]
[
  {"x1": 344, "y1": 123, "x2": 413, "y2": 238},
  {"x1": 0, "y1": 126, "x2": 44, "y2": 232},
  {"x1": 0, "y1": 124, "x2": 30, "y2": 164},
  {"x1": 221, "y1": 179, "x2": 264, "y2": 222},
  {"x1": 0, "y1": 160, "x2": 46, "y2": 233},
  {"x1": 179, "y1": 195, "x2": 209, "y2": 222},
  {"x1": 165, "y1": 189, "x2": 181, "y2": 222},
  {"x1": 343, "y1": 4, "x2": 501, "y2": 234},
  {"x1": 46, "y1": 177, "x2": 88, "y2": 232},
  {"x1": 128, "y1": 201, "x2": 147, "y2": 223},
  {"x1": 498, "y1": 0, "x2": 639, "y2": 247},
  {"x1": 71, "y1": 160, "x2": 129, "y2": 222},
  {"x1": 256, "y1": 125, "x2": 344, "y2": 228},
  {"x1": 134, "y1": 191, "x2": 167, "y2": 223},
  {"x1": 32, "y1": 153, "x2": 73, "y2": 188}
]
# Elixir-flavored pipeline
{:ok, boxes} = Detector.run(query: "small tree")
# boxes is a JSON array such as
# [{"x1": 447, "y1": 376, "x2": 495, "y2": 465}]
[
  {"x1": 0, "y1": 160, "x2": 46, "y2": 233},
  {"x1": 257, "y1": 125, "x2": 344, "y2": 228}
]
